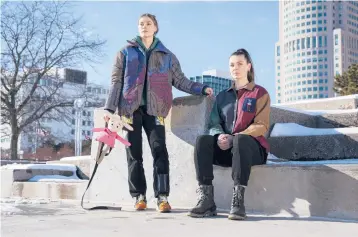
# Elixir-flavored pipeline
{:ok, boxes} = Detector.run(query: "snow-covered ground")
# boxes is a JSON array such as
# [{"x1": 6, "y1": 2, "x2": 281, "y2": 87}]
[
  {"x1": 28, "y1": 175, "x2": 82, "y2": 182},
  {"x1": 1, "y1": 163, "x2": 78, "y2": 172},
  {"x1": 266, "y1": 153, "x2": 358, "y2": 165},
  {"x1": 60, "y1": 155, "x2": 91, "y2": 161},
  {"x1": 270, "y1": 123, "x2": 358, "y2": 137}
]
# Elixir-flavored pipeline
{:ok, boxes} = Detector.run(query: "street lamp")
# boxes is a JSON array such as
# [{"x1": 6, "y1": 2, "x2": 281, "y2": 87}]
[{"x1": 74, "y1": 98, "x2": 85, "y2": 156}]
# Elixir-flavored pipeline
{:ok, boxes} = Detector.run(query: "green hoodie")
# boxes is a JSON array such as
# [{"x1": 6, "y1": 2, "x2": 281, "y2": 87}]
[{"x1": 135, "y1": 36, "x2": 159, "y2": 106}]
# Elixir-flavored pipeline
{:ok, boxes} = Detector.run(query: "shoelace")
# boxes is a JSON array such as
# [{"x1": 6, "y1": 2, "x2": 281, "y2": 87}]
[
  {"x1": 232, "y1": 188, "x2": 242, "y2": 207},
  {"x1": 195, "y1": 188, "x2": 206, "y2": 205}
]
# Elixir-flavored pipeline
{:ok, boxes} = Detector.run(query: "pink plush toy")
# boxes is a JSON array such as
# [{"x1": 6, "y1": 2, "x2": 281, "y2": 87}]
[{"x1": 92, "y1": 113, "x2": 133, "y2": 164}]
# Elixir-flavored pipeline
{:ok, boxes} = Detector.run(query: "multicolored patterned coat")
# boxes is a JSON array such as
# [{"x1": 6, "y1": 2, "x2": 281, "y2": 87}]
[{"x1": 104, "y1": 38, "x2": 207, "y2": 117}]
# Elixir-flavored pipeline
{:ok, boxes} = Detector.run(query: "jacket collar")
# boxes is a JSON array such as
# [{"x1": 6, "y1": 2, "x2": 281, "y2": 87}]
[{"x1": 227, "y1": 81, "x2": 255, "y2": 92}]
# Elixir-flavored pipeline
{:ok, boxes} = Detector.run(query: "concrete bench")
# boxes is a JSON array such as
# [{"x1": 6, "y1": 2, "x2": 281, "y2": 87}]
[{"x1": 84, "y1": 96, "x2": 358, "y2": 220}]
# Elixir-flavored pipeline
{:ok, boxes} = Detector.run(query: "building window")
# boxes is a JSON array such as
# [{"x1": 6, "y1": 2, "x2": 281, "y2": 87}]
[
  {"x1": 335, "y1": 34, "x2": 339, "y2": 45},
  {"x1": 71, "y1": 129, "x2": 75, "y2": 135}
]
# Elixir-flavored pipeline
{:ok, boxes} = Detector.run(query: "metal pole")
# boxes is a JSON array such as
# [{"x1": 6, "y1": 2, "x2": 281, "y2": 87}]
[{"x1": 74, "y1": 99, "x2": 84, "y2": 156}]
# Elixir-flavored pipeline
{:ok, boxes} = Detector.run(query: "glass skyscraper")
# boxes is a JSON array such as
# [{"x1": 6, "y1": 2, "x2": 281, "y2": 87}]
[
  {"x1": 189, "y1": 69, "x2": 232, "y2": 96},
  {"x1": 275, "y1": 0, "x2": 358, "y2": 103}
]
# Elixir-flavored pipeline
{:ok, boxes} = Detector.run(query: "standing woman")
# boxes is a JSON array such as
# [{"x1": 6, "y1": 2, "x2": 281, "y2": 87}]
[{"x1": 104, "y1": 13, "x2": 213, "y2": 213}]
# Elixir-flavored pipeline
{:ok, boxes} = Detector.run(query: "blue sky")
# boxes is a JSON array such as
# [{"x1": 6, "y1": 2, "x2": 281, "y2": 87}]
[{"x1": 73, "y1": 1, "x2": 279, "y2": 100}]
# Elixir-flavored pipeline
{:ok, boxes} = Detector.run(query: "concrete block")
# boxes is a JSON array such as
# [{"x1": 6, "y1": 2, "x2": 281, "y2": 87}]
[
  {"x1": 318, "y1": 111, "x2": 358, "y2": 128},
  {"x1": 270, "y1": 107, "x2": 317, "y2": 128},
  {"x1": 214, "y1": 164, "x2": 358, "y2": 220},
  {"x1": 13, "y1": 169, "x2": 74, "y2": 182},
  {"x1": 86, "y1": 96, "x2": 214, "y2": 205},
  {"x1": 269, "y1": 134, "x2": 358, "y2": 160},
  {"x1": 47, "y1": 157, "x2": 91, "y2": 179},
  {"x1": 11, "y1": 181, "x2": 87, "y2": 200}
]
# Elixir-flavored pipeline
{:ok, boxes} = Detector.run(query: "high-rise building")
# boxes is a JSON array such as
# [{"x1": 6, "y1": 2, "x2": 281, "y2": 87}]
[
  {"x1": 189, "y1": 69, "x2": 232, "y2": 96},
  {"x1": 275, "y1": 0, "x2": 358, "y2": 103}
]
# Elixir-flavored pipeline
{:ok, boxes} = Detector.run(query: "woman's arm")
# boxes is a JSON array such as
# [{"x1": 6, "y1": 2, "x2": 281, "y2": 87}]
[
  {"x1": 238, "y1": 93, "x2": 271, "y2": 137},
  {"x1": 170, "y1": 53, "x2": 207, "y2": 96},
  {"x1": 104, "y1": 51, "x2": 126, "y2": 113},
  {"x1": 208, "y1": 100, "x2": 225, "y2": 136}
]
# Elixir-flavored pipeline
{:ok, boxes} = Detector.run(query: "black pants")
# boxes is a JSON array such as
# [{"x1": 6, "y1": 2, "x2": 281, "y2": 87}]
[
  {"x1": 126, "y1": 106, "x2": 169, "y2": 198},
  {"x1": 194, "y1": 134, "x2": 266, "y2": 186}
]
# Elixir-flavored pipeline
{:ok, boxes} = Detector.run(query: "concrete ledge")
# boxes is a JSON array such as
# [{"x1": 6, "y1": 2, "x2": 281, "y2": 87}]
[
  {"x1": 2, "y1": 164, "x2": 358, "y2": 220},
  {"x1": 216, "y1": 163, "x2": 358, "y2": 220},
  {"x1": 319, "y1": 111, "x2": 358, "y2": 128},
  {"x1": 0, "y1": 164, "x2": 79, "y2": 182},
  {"x1": 271, "y1": 106, "x2": 358, "y2": 129},
  {"x1": 47, "y1": 156, "x2": 91, "y2": 178},
  {"x1": 9, "y1": 182, "x2": 87, "y2": 200},
  {"x1": 269, "y1": 134, "x2": 358, "y2": 160},
  {"x1": 270, "y1": 107, "x2": 317, "y2": 128}
]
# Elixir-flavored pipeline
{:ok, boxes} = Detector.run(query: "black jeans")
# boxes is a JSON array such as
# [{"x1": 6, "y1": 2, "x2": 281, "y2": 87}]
[
  {"x1": 194, "y1": 134, "x2": 266, "y2": 186},
  {"x1": 125, "y1": 106, "x2": 169, "y2": 198}
]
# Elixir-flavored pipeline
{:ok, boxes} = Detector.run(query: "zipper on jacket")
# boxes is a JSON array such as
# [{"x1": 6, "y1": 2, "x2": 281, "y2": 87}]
[{"x1": 231, "y1": 91, "x2": 238, "y2": 134}]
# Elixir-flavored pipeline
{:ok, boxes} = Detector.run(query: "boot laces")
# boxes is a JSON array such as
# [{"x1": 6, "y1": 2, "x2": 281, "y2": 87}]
[
  {"x1": 232, "y1": 188, "x2": 242, "y2": 206},
  {"x1": 195, "y1": 187, "x2": 206, "y2": 206}
]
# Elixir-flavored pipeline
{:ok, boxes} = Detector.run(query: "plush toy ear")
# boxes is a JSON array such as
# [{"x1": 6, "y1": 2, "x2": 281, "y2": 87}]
[
  {"x1": 123, "y1": 122, "x2": 133, "y2": 131},
  {"x1": 107, "y1": 113, "x2": 114, "y2": 121}
]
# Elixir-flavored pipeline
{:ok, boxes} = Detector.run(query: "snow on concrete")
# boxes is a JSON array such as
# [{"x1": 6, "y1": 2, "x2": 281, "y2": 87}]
[
  {"x1": 60, "y1": 155, "x2": 91, "y2": 161},
  {"x1": 267, "y1": 158, "x2": 358, "y2": 165},
  {"x1": 272, "y1": 105, "x2": 358, "y2": 116},
  {"x1": 0, "y1": 163, "x2": 77, "y2": 172},
  {"x1": 272, "y1": 94, "x2": 358, "y2": 106},
  {"x1": 28, "y1": 175, "x2": 82, "y2": 182},
  {"x1": 270, "y1": 123, "x2": 358, "y2": 137},
  {"x1": 1, "y1": 197, "x2": 50, "y2": 205}
]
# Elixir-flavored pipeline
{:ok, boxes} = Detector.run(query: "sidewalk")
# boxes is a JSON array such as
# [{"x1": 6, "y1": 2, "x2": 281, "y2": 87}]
[{"x1": 1, "y1": 200, "x2": 358, "y2": 237}]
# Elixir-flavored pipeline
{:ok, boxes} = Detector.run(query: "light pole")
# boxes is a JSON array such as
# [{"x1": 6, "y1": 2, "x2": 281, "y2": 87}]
[{"x1": 74, "y1": 98, "x2": 85, "y2": 156}]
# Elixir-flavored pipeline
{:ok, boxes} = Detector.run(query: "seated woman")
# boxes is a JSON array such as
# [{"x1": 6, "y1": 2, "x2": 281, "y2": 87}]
[{"x1": 188, "y1": 48, "x2": 271, "y2": 220}]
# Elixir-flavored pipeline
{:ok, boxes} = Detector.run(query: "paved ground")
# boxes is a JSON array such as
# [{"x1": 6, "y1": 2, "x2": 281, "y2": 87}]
[{"x1": 1, "y1": 200, "x2": 358, "y2": 237}]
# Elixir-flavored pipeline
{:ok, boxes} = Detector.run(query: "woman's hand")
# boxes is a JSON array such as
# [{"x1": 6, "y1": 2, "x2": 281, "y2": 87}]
[
  {"x1": 217, "y1": 134, "x2": 233, "y2": 150},
  {"x1": 204, "y1": 87, "x2": 214, "y2": 97}
]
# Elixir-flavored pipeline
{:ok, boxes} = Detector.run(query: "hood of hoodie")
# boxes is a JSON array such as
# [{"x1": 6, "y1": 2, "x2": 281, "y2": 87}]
[{"x1": 127, "y1": 36, "x2": 170, "y2": 54}]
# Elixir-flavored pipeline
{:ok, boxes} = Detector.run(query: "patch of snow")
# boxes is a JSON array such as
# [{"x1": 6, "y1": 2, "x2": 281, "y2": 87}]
[
  {"x1": 60, "y1": 155, "x2": 91, "y2": 161},
  {"x1": 1, "y1": 203, "x2": 22, "y2": 216},
  {"x1": 272, "y1": 105, "x2": 358, "y2": 116},
  {"x1": 28, "y1": 175, "x2": 82, "y2": 182},
  {"x1": 272, "y1": 94, "x2": 358, "y2": 106},
  {"x1": 270, "y1": 123, "x2": 358, "y2": 137},
  {"x1": 1, "y1": 197, "x2": 51, "y2": 205},
  {"x1": 267, "y1": 159, "x2": 358, "y2": 165},
  {"x1": 267, "y1": 153, "x2": 283, "y2": 160},
  {"x1": 0, "y1": 163, "x2": 77, "y2": 172}
]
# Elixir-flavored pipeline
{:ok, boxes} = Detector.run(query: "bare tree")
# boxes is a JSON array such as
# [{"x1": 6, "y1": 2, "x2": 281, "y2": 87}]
[{"x1": 1, "y1": 1, "x2": 106, "y2": 159}]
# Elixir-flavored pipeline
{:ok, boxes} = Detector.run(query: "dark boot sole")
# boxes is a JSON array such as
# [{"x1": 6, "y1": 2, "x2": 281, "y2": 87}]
[
  {"x1": 228, "y1": 214, "x2": 246, "y2": 220},
  {"x1": 188, "y1": 210, "x2": 217, "y2": 218}
]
